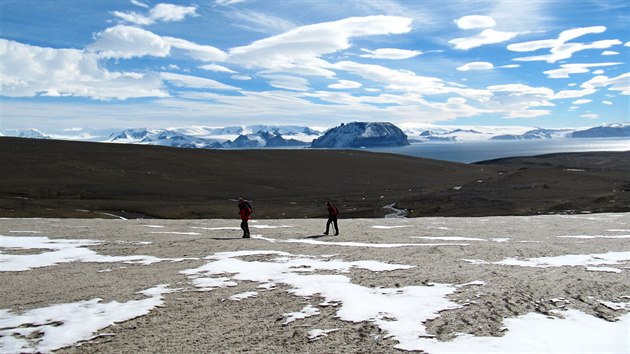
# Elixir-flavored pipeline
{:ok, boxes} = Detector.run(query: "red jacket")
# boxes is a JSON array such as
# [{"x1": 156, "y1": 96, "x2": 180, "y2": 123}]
[
  {"x1": 239, "y1": 203, "x2": 252, "y2": 220},
  {"x1": 327, "y1": 205, "x2": 338, "y2": 217}
]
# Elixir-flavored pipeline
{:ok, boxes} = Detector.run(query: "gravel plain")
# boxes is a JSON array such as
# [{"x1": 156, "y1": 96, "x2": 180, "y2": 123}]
[{"x1": 1, "y1": 214, "x2": 629, "y2": 353}]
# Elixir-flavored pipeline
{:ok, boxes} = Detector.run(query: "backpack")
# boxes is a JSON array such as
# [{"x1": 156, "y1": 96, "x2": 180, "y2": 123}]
[
  {"x1": 245, "y1": 201, "x2": 253, "y2": 213},
  {"x1": 332, "y1": 206, "x2": 338, "y2": 216}
]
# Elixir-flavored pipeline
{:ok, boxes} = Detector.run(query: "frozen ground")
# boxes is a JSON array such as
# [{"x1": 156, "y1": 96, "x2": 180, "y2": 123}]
[{"x1": 1, "y1": 214, "x2": 629, "y2": 353}]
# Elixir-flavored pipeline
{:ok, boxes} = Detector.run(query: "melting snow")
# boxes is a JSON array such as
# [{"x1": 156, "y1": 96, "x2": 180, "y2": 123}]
[
  {"x1": 0, "y1": 285, "x2": 174, "y2": 353},
  {"x1": 0, "y1": 235, "x2": 194, "y2": 272},
  {"x1": 283, "y1": 304, "x2": 320, "y2": 324},
  {"x1": 557, "y1": 235, "x2": 630, "y2": 239},
  {"x1": 308, "y1": 328, "x2": 340, "y2": 341},
  {"x1": 251, "y1": 235, "x2": 469, "y2": 248},
  {"x1": 463, "y1": 251, "x2": 630, "y2": 270},
  {"x1": 411, "y1": 236, "x2": 486, "y2": 241},
  {"x1": 371, "y1": 225, "x2": 411, "y2": 229}
]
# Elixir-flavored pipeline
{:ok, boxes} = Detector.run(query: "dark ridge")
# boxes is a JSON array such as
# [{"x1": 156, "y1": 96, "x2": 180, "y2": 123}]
[{"x1": 1, "y1": 137, "x2": 628, "y2": 218}]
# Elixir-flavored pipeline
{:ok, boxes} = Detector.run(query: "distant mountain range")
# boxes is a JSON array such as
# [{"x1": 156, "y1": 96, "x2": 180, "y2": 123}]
[{"x1": 2, "y1": 122, "x2": 628, "y2": 149}]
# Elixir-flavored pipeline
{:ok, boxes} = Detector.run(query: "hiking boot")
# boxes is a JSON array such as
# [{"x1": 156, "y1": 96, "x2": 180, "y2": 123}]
[
  {"x1": 334, "y1": 233, "x2": 339, "y2": 236},
  {"x1": 243, "y1": 234, "x2": 250, "y2": 238},
  {"x1": 323, "y1": 232, "x2": 328, "y2": 235}
]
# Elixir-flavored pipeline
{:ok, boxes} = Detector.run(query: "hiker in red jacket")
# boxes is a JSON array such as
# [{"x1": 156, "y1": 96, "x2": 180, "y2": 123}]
[
  {"x1": 324, "y1": 201, "x2": 339, "y2": 236},
  {"x1": 238, "y1": 198, "x2": 252, "y2": 238}
]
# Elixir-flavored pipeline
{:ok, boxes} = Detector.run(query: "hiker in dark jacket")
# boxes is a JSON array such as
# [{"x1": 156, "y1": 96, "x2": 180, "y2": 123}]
[
  {"x1": 238, "y1": 198, "x2": 252, "y2": 238},
  {"x1": 324, "y1": 201, "x2": 339, "y2": 235}
]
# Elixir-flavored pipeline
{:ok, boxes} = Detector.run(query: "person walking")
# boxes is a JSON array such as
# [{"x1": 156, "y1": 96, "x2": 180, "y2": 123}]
[
  {"x1": 238, "y1": 198, "x2": 252, "y2": 238},
  {"x1": 323, "y1": 201, "x2": 339, "y2": 236}
]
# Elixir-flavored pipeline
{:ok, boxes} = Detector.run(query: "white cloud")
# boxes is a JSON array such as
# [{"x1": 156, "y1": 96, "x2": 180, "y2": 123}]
[
  {"x1": 543, "y1": 62, "x2": 623, "y2": 79},
  {"x1": 626, "y1": 42, "x2": 630, "y2": 47},
  {"x1": 485, "y1": 84, "x2": 556, "y2": 118},
  {"x1": 89, "y1": 25, "x2": 227, "y2": 61},
  {"x1": 508, "y1": 26, "x2": 622, "y2": 63},
  {"x1": 360, "y1": 48, "x2": 422, "y2": 60},
  {"x1": 231, "y1": 75, "x2": 251, "y2": 80},
  {"x1": 112, "y1": 11, "x2": 154, "y2": 26},
  {"x1": 572, "y1": 99, "x2": 592, "y2": 104},
  {"x1": 602, "y1": 50, "x2": 619, "y2": 56},
  {"x1": 261, "y1": 75, "x2": 310, "y2": 91},
  {"x1": 199, "y1": 63, "x2": 236, "y2": 73},
  {"x1": 457, "y1": 61, "x2": 494, "y2": 71},
  {"x1": 0, "y1": 39, "x2": 168, "y2": 100},
  {"x1": 454, "y1": 15, "x2": 496, "y2": 30},
  {"x1": 503, "y1": 109, "x2": 552, "y2": 118},
  {"x1": 228, "y1": 16, "x2": 413, "y2": 76},
  {"x1": 553, "y1": 88, "x2": 597, "y2": 99},
  {"x1": 592, "y1": 70, "x2": 605, "y2": 75},
  {"x1": 581, "y1": 73, "x2": 630, "y2": 95},
  {"x1": 328, "y1": 80, "x2": 362, "y2": 89},
  {"x1": 501, "y1": 64, "x2": 520, "y2": 69},
  {"x1": 90, "y1": 25, "x2": 171, "y2": 59},
  {"x1": 113, "y1": 3, "x2": 197, "y2": 25},
  {"x1": 163, "y1": 37, "x2": 227, "y2": 61},
  {"x1": 602, "y1": 100, "x2": 612, "y2": 105},
  {"x1": 580, "y1": 114, "x2": 599, "y2": 119},
  {"x1": 449, "y1": 29, "x2": 519, "y2": 50},
  {"x1": 149, "y1": 3, "x2": 197, "y2": 22},
  {"x1": 160, "y1": 72, "x2": 239, "y2": 90}
]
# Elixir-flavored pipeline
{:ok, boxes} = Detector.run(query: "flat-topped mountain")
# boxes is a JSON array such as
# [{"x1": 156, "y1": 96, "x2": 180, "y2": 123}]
[{"x1": 311, "y1": 122, "x2": 409, "y2": 148}]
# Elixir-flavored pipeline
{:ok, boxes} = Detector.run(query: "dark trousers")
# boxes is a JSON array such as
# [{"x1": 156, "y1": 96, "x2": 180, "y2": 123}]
[
  {"x1": 326, "y1": 217, "x2": 338, "y2": 234},
  {"x1": 241, "y1": 220, "x2": 250, "y2": 236}
]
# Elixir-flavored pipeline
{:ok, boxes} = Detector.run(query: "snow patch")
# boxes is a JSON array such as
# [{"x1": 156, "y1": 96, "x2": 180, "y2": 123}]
[
  {"x1": 0, "y1": 285, "x2": 174, "y2": 353},
  {"x1": 0, "y1": 235, "x2": 193, "y2": 272}
]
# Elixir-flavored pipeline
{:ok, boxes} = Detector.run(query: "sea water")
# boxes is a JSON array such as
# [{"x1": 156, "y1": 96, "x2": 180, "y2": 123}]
[{"x1": 364, "y1": 138, "x2": 629, "y2": 163}]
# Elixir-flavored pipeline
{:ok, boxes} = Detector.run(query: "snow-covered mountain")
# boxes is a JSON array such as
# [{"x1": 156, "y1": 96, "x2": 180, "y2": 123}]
[
  {"x1": 107, "y1": 126, "x2": 316, "y2": 149},
  {"x1": 490, "y1": 128, "x2": 574, "y2": 140},
  {"x1": 311, "y1": 122, "x2": 409, "y2": 148},
  {"x1": 571, "y1": 123, "x2": 630, "y2": 138},
  {"x1": 2, "y1": 128, "x2": 51, "y2": 139},
  {"x1": 2, "y1": 123, "x2": 627, "y2": 150}
]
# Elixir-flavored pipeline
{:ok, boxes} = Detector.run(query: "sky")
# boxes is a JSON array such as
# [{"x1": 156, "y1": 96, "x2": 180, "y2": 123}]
[{"x1": 0, "y1": 0, "x2": 629, "y2": 133}]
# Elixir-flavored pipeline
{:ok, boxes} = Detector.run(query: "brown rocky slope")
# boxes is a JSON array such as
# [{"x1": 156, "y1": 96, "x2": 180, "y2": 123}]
[{"x1": 1, "y1": 137, "x2": 628, "y2": 218}]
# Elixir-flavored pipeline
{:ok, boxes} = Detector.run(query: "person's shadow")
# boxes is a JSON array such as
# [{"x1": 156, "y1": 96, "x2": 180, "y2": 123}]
[{"x1": 305, "y1": 234, "x2": 328, "y2": 239}]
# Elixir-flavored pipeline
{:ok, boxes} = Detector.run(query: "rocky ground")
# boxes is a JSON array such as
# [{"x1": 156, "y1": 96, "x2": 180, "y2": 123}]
[
  {"x1": 1, "y1": 137, "x2": 628, "y2": 219},
  {"x1": 1, "y1": 214, "x2": 628, "y2": 353}
]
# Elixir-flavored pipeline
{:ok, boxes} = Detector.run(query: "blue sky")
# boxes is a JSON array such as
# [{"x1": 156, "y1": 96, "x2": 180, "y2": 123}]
[{"x1": 0, "y1": 0, "x2": 628, "y2": 132}]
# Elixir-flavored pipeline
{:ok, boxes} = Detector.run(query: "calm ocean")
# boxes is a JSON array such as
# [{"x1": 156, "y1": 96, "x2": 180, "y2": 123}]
[{"x1": 364, "y1": 138, "x2": 629, "y2": 163}]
